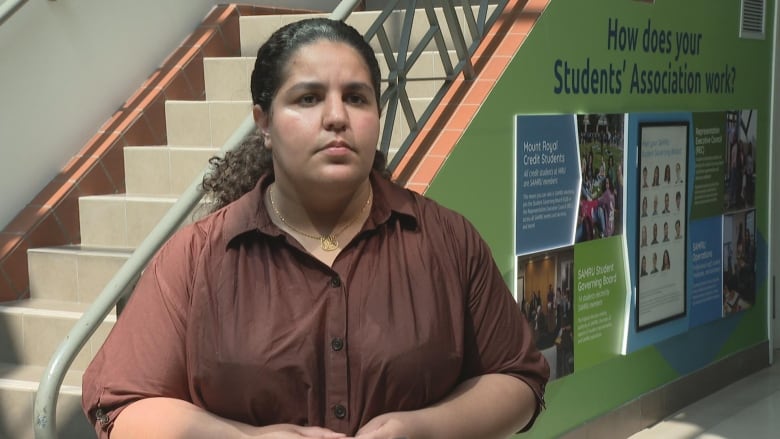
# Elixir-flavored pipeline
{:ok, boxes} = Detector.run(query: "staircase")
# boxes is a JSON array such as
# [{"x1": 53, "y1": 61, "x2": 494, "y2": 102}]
[{"x1": 0, "y1": 5, "x2": 482, "y2": 438}]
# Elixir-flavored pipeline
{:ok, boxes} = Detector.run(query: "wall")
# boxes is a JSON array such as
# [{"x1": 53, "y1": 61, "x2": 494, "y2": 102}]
[
  {"x1": 0, "y1": 0, "x2": 344, "y2": 230},
  {"x1": 425, "y1": 0, "x2": 774, "y2": 437}
]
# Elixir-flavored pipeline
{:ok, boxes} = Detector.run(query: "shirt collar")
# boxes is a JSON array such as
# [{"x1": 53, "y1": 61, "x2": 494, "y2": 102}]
[{"x1": 221, "y1": 169, "x2": 418, "y2": 248}]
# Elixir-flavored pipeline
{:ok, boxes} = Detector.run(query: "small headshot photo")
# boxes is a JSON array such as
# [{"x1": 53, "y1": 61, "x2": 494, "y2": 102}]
[
  {"x1": 675, "y1": 191, "x2": 682, "y2": 212},
  {"x1": 651, "y1": 252, "x2": 659, "y2": 273},
  {"x1": 652, "y1": 165, "x2": 660, "y2": 186},
  {"x1": 663, "y1": 222, "x2": 669, "y2": 242},
  {"x1": 641, "y1": 225, "x2": 648, "y2": 247},
  {"x1": 641, "y1": 255, "x2": 648, "y2": 276},
  {"x1": 662, "y1": 192, "x2": 670, "y2": 214},
  {"x1": 651, "y1": 223, "x2": 659, "y2": 244},
  {"x1": 642, "y1": 196, "x2": 648, "y2": 217},
  {"x1": 664, "y1": 164, "x2": 671, "y2": 184},
  {"x1": 662, "y1": 250, "x2": 671, "y2": 271},
  {"x1": 642, "y1": 166, "x2": 649, "y2": 188},
  {"x1": 675, "y1": 219, "x2": 682, "y2": 239},
  {"x1": 675, "y1": 162, "x2": 683, "y2": 184}
]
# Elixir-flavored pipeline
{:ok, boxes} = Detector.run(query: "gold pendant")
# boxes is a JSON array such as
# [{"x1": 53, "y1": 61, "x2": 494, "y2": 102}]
[{"x1": 320, "y1": 235, "x2": 339, "y2": 251}]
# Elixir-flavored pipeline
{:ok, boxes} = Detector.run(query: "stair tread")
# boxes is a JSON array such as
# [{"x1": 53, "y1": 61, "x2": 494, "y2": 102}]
[
  {"x1": 0, "y1": 362, "x2": 83, "y2": 394},
  {"x1": 0, "y1": 299, "x2": 117, "y2": 321},
  {"x1": 124, "y1": 145, "x2": 220, "y2": 151},
  {"x1": 27, "y1": 245, "x2": 133, "y2": 257},
  {"x1": 79, "y1": 193, "x2": 179, "y2": 202}
]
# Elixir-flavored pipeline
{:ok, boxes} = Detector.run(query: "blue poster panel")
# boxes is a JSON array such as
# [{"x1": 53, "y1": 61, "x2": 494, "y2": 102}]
[
  {"x1": 514, "y1": 115, "x2": 580, "y2": 256},
  {"x1": 688, "y1": 216, "x2": 723, "y2": 326}
]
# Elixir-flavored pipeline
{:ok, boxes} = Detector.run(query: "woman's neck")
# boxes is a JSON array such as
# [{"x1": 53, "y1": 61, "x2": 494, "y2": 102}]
[{"x1": 266, "y1": 179, "x2": 373, "y2": 237}]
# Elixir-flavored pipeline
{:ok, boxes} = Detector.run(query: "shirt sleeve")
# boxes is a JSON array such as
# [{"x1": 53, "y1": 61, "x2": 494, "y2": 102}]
[
  {"x1": 81, "y1": 224, "x2": 203, "y2": 438},
  {"x1": 456, "y1": 215, "x2": 550, "y2": 432}
]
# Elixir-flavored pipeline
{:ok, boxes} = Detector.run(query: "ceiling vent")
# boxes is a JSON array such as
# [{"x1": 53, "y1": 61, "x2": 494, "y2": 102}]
[{"x1": 740, "y1": 0, "x2": 765, "y2": 39}]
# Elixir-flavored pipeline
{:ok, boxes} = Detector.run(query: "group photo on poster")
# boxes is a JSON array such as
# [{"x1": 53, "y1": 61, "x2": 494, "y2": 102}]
[
  {"x1": 723, "y1": 210, "x2": 757, "y2": 314},
  {"x1": 725, "y1": 110, "x2": 756, "y2": 211},
  {"x1": 517, "y1": 248, "x2": 575, "y2": 380},
  {"x1": 636, "y1": 122, "x2": 688, "y2": 330},
  {"x1": 576, "y1": 114, "x2": 625, "y2": 243},
  {"x1": 723, "y1": 109, "x2": 758, "y2": 316}
]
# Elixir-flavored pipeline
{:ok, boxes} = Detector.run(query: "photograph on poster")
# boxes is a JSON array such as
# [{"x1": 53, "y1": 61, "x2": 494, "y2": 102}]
[
  {"x1": 723, "y1": 209, "x2": 757, "y2": 314},
  {"x1": 517, "y1": 247, "x2": 574, "y2": 380},
  {"x1": 575, "y1": 113, "x2": 625, "y2": 243},
  {"x1": 636, "y1": 122, "x2": 688, "y2": 330},
  {"x1": 725, "y1": 110, "x2": 756, "y2": 211}
]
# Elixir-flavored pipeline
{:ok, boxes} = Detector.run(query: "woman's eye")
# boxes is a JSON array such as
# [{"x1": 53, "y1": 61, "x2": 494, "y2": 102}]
[
  {"x1": 345, "y1": 94, "x2": 368, "y2": 105},
  {"x1": 298, "y1": 94, "x2": 319, "y2": 105}
]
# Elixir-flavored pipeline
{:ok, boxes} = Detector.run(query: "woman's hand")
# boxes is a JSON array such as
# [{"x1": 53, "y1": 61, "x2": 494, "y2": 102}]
[
  {"x1": 251, "y1": 424, "x2": 347, "y2": 438},
  {"x1": 350, "y1": 411, "x2": 425, "y2": 439}
]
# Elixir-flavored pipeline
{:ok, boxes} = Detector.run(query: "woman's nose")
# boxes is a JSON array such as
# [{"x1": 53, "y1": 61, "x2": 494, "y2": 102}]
[{"x1": 322, "y1": 95, "x2": 347, "y2": 131}]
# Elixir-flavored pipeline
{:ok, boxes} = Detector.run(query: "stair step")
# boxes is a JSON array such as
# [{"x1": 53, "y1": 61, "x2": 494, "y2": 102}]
[
  {"x1": 166, "y1": 100, "x2": 252, "y2": 147},
  {"x1": 204, "y1": 57, "x2": 254, "y2": 101},
  {"x1": 124, "y1": 146, "x2": 219, "y2": 196},
  {"x1": 78, "y1": 194, "x2": 193, "y2": 248},
  {"x1": 0, "y1": 363, "x2": 94, "y2": 438},
  {"x1": 28, "y1": 246, "x2": 132, "y2": 303},
  {"x1": 0, "y1": 299, "x2": 114, "y2": 370}
]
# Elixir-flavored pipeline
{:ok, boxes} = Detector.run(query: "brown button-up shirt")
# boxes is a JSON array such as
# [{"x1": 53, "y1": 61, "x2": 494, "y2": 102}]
[{"x1": 82, "y1": 172, "x2": 549, "y2": 437}]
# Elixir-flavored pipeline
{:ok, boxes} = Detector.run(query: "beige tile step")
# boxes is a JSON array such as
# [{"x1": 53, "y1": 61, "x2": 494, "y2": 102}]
[
  {"x1": 239, "y1": 7, "x2": 494, "y2": 57},
  {"x1": 28, "y1": 246, "x2": 132, "y2": 304},
  {"x1": 0, "y1": 362, "x2": 94, "y2": 438},
  {"x1": 166, "y1": 100, "x2": 252, "y2": 147},
  {"x1": 78, "y1": 194, "x2": 202, "y2": 249},
  {"x1": 124, "y1": 146, "x2": 219, "y2": 196},
  {"x1": 203, "y1": 57, "x2": 254, "y2": 101},
  {"x1": 0, "y1": 299, "x2": 115, "y2": 370}
]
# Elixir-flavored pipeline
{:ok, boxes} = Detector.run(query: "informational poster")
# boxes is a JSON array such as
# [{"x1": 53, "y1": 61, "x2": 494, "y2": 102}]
[
  {"x1": 635, "y1": 122, "x2": 688, "y2": 329},
  {"x1": 516, "y1": 113, "x2": 627, "y2": 378},
  {"x1": 515, "y1": 109, "x2": 759, "y2": 366}
]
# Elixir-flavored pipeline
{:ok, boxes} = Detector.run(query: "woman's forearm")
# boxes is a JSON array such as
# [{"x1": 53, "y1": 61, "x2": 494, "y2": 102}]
[
  {"x1": 110, "y1": 397, "x2": 257, "y2": 439},
  {"x1": 415, "y1": 374, "x2": 538, "y2": 439},
  {"x1": 111, "y1": 398, "x2": 347, "y2": 439}
]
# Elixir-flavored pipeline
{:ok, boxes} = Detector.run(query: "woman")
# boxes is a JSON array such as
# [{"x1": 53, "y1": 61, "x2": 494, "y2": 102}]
[{"x1": 82, "y1": 18, "x2": 548, "y2": 439}]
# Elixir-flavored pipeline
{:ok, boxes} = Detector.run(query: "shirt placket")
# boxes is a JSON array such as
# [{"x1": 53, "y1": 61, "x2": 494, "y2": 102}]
[{"x1": 325, "y1": 271, "x2": 349, "y2": 431}]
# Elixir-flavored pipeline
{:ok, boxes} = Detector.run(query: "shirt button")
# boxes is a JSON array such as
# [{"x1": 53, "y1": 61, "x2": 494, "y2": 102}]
[
  {"x1": 331, "y1": 337, "x2": 344, "y2": 351},
  {"x1": 330, "y1": 277, "x2": 341, "y2": 287},
  {"x1": 95, "y1": 408, "x2": 109, "y2": 427},
  {"x1": 333, "y1": 404, "x2": 347, "y2": 419}
]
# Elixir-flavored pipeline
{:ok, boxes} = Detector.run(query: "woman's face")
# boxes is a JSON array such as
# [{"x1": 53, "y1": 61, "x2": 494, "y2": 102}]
[{"x1": 256, "y1": 40, "x2": 380, "y2": 191}]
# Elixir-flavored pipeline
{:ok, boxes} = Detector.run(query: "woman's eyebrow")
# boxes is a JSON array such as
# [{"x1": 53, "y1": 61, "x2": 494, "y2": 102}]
[{"x1": 285, "y1": 81, "x2": 374, "y2": 95}]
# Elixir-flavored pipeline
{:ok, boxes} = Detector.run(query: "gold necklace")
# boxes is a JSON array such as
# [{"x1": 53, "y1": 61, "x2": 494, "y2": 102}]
[{"x1": 268, "y1": 185, "x2": 372, "y2": 251}]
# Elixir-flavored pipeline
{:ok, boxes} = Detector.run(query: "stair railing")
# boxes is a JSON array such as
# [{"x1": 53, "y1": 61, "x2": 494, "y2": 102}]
[
  {"x1": 0, "y1": 0, "x2": 57, "y2": 27},
  {"x1": 33, "y1": 0, "x2": 509, "y2": 437}
]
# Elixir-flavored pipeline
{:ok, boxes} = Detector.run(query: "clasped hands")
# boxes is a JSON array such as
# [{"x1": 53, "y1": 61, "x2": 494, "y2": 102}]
[{"x1": 251, "y1": 411, "x2": 420, "y2": 439}]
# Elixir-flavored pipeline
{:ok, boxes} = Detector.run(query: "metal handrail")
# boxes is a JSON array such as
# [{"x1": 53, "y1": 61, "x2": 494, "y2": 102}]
[
  {"x1": 0, "y1": 0, "x2": 56, "y2": 27},
  {"x1": 0, "y1": 0, "x2": 29, "y2": 27},
  {"x1": 33, "y1": 0, "x2": 507, "y2": 437},
  {"x1": 374, "y1": 0, "x2": 509, "y2": 170}
]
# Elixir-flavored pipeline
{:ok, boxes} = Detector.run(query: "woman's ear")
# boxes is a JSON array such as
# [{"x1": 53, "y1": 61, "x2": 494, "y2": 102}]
[{"x1": 253, "y1": 104, "x2": 271, "y2": 149}]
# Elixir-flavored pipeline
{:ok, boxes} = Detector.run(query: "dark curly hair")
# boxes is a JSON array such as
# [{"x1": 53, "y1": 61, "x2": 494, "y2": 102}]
[{"x1": 201, "y1": 18, "x2": 390, "y2": 212}]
